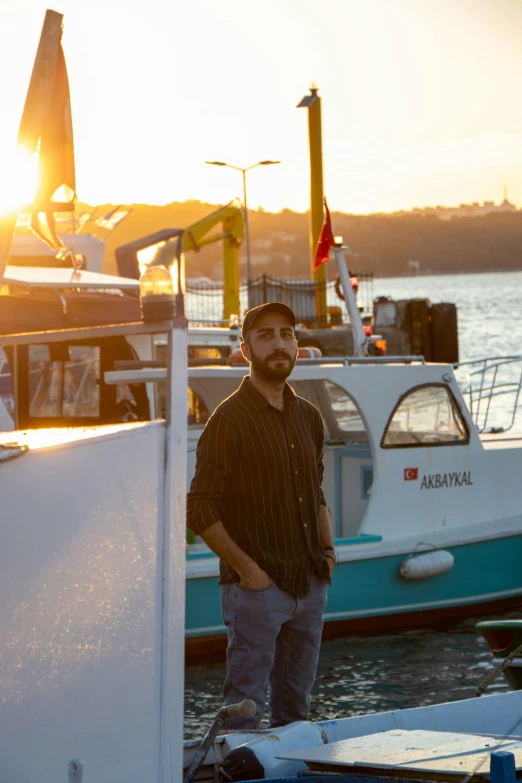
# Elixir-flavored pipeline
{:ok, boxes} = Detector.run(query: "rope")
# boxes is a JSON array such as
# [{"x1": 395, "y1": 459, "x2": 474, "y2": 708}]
[{"x1": 475, "y1": 641, "x2": 522, "y2": 697}]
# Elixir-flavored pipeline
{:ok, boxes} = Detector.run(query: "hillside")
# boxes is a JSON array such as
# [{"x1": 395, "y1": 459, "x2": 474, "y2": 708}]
[{"x1": 77, "y1": 201, "x2": 522, "y2": 280}]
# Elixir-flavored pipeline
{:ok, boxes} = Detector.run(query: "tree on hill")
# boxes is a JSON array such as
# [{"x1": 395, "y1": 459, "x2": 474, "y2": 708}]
[{"x1": 76, "y1": 201, "x2": 522, "y2": 279}]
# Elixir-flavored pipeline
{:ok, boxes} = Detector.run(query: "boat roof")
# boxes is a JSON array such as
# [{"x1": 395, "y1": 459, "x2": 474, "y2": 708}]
[
  {"x1": 3, "y1": 266, "x2": 139, "y2": 290},
  {"x1": 188, "y1": 359, "x2": 450, "y2": 381},
  {"x1": 9, "y1": 233, "x2": 104, "y2": 255}
]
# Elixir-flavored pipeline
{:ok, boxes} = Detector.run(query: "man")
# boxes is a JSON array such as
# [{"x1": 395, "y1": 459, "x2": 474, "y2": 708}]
[{"x1": 187, "y1": 302, "x2": 336, "y2": 729}]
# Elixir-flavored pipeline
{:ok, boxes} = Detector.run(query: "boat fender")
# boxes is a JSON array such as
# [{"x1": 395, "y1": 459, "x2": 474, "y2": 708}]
[
  {"x1": 220, "y1": 721, "x2": 326, "y2": 779},
  {"x1": 218, "y1": 747, "x2": 265, "y2": 782},
  {"x1": 399, "y1": 549, "x2": 454, "y2": 580}
]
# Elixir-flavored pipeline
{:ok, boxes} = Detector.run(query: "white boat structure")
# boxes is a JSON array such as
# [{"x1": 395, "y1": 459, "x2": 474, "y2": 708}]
[
  {"x1": 1, "y1": 272, "x2": 522, "y2": 783},
  {"x1": 8, "y1": 229, "x2": 106, "y2": 271},
  {"x1": 0, "y1": 307, "x2": 190, "y2": 782},
  {"x1": 183, "y1": 689, "x2": 522, "y2": 783},
  {"x1": 3, "y1": 10, "x2": 522, "y2": 782},
  {"x1": 184, "y1": 346, "x2": 522, "y2": 658},
  {"x1": 0, "y1": 247, "x2": 521, "y2": 662}
]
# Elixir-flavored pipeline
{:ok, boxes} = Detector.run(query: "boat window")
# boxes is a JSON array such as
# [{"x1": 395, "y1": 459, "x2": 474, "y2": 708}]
[
  {"x1": 188, "y1": 346, "x2": 227, "y2": 360},
  {"x1": 29, "y1": 344, "x2": 100, "y2": 419},
  {"x1": 156, "y1": 382, "x2": 210, "y2": 426},
  {"x1": 382, "y1": 384, "x2": 468, "y2": 448},
  {"x1": 154, "y1": 341, "x2": 219, "y2": 423},
  {"x1": 0, "y1": 347, "x2": 14, "y2": 419},
  {"x1": 188, "y1": 387, "x2": 210, "y2": 426},
  {"x1": 323, "y1": 380, "x2": 367, "y2": 441}
]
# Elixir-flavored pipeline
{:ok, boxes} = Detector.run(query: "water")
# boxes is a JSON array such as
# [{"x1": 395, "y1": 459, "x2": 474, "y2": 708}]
[
  {"x1": 187, "y1": 269, "x2": 522, "y2": 363},
  {"x1": 184, "y1": 613, "x2": 520, "y2": 739},
  {"x1": 372, "y1": 271, "x2": 522, "y2": 434},
  {"x1": 372, "y1": 270, "x2": 522, "y2": 363},
  {"x1": 184, "y1": 270, "x2": 522, "y2": 740}
]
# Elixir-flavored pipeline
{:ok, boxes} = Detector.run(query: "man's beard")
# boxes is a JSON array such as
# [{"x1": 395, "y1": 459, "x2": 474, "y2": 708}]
[{"x1": 249, "y1": 346, "x2": 297, "y2": 380}]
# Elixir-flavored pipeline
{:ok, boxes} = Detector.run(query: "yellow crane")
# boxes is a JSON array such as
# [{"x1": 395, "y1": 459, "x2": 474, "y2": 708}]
[
  {"x1": 115, "y1": 201, "x2": 244, "y2": 319},
  {"x1": 182, "y1": 202, "x2": 243, "y2": 318}
]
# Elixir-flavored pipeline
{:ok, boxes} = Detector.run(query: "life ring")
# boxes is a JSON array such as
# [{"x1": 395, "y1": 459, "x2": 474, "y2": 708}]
[{"x1": 334, "y1": 274, "x2": 358, "y2": 301}]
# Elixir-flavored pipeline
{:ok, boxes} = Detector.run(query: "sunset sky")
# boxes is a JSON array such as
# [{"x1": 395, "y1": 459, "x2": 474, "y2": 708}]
[{"x1": 1, "y1": 0, "x2": 522, "y2": 215}]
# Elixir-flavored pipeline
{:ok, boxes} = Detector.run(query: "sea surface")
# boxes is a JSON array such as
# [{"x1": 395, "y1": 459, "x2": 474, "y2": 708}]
[
  {"x1": 372, "y1": 270, "x2": 522, "y2": 367},
  {"x1": 184, "y1": 270, "x2": 522, "y2": 739}
]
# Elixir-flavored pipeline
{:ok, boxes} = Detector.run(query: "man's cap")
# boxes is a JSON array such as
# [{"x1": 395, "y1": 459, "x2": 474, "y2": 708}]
[{"x1": 241, "y1": 302, "x2": 296, "y2": 339}]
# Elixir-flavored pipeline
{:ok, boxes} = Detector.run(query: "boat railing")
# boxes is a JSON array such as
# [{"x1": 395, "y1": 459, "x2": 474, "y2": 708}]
[
  {"x1": 453, "y1": 355, "x2": 522, "y2": 433},
  {"x1": 187, "y1": 355, "x2": 426, "y2": 368}
]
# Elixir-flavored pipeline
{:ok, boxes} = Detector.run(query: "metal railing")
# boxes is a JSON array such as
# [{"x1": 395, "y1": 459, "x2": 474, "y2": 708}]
[
  {"x1": 453, "y1": 355, "x2": 522, "y2": 433},
  {"x1": 185, "y1": 272, "x2": 374, "y2": 327}
]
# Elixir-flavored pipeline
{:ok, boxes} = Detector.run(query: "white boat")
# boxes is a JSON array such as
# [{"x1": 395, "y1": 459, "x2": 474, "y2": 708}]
[
  {"x1": 0, "y1": 310, "x2": 189, "y2": 782},
  {"x1": 184, "y1": 349, "x2": 522, "y2": 658},
  {"x1": 183, "y1": 689, "x2": 522, "y2": 782},
  {"x1": 1, "y1": 254, "x2": 522, "y2": 661},
  {"x1": 1, "y1": 272, "x2": 521, "y2": 783},
  {"x1": 8, "y1": 230, "x2": 106, "y2": 272}
]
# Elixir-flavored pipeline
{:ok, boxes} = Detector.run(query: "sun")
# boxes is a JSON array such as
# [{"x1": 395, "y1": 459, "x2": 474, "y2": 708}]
[{"x1": 0, "y1": 147, "x2": 39, "y2": 216}]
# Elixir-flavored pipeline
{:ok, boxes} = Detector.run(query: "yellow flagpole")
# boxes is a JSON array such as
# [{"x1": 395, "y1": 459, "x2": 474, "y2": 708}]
[{"x1": 297, "y1": 84, "x2": 328, "y2": 327}]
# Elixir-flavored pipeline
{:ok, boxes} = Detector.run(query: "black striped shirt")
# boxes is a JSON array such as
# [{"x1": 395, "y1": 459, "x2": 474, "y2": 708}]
[{"x1": 187, "y1": 377, "x2": 330, "y2": 597}]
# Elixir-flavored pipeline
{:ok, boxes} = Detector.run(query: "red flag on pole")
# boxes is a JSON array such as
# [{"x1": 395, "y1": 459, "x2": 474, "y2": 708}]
[{"x1": 313, "y1": 198, "x2": 336, "y2": 270}]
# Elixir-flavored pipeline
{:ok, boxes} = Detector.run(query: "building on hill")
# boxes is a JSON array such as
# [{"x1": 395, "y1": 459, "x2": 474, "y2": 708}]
[
  {"x1": 413, "y1": 193, "x2": 519, "y2": 220},
  {"x1": 497, "y1": 197, "x2": 517, "y2": 213}
]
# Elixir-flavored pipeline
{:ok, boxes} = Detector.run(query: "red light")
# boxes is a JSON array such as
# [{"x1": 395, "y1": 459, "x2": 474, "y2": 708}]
[
  {"x1": 297, "y1": 346, "x2": 322, "y2": 359},
  {"x1": 363, "y1": 325, "x2": 373, "y2": 336},
  {"x1": 375, "y1": 339, "x2": 387, "y2": 356},
  {"x1": 229, "y1": 348, "x2": 247, "y2": 364}
]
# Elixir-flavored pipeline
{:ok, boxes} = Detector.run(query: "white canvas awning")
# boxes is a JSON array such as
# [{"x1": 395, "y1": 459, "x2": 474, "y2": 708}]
[{"x1": 3, "y1": 266, "x2": 139, "y2": 290}]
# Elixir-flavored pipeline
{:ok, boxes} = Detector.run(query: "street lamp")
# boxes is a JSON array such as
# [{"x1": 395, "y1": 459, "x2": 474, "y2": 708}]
[{"x1": 205, "y1": 160, "x2": 280, "y2": 284}]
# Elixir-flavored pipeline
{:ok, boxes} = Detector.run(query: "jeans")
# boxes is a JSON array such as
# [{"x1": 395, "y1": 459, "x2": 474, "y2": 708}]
[{"x1": 220, "y1": 573, "x2": 328, "y2": 730}]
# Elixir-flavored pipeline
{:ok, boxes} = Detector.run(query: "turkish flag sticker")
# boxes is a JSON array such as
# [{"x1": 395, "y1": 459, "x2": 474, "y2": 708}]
[{"x1": 404, "y1": 468, "x2": 419, "y2": 481}]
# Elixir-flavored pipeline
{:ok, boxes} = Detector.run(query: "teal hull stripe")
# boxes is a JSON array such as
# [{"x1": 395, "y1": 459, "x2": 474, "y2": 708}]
[
  {"x1": 186, "y1": 532, "x2": 382, "y2": 560},
  {"x1": 185, "y1": 533, "x2": 522, "y2": 638}
]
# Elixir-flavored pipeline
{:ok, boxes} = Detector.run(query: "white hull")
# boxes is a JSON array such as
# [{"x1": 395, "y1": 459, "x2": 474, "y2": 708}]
[{"x1": 0, "y1": 418, "x2": 187, "y2": 783}]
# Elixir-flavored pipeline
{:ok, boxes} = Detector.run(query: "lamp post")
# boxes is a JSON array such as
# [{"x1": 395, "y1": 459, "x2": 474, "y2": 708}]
[{"x1": 206, "y1": 160, "x2": 280, "y2": 285}]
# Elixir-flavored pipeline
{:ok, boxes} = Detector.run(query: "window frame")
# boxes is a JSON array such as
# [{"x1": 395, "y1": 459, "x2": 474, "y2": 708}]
[
  {"x1": 187, "y1": 385, "x2": 211, "y2": 428},
  {"x1": 380, "y1": 382, "x2": 470, "y2": 450},
  {"x1": 27, "y1": 343, "x2": 102, "y2": 422},
  {"x1": 12, "y1": 336, "x2": 150, "y2": 429},
  {"x1": 319, "y1": 379, "x2": 369, "y2": 444},
  {"x1": 360, "y1": 464, "x2": 373, "y2": 499}
]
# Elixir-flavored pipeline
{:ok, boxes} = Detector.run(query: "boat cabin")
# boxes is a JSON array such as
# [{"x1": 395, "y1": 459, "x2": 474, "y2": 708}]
[
  {"x1": 0, "y1": 266, "x2": 240, "y2": 429},
  {"x1": 186, "y1": 359, "x2": 478, "y2": 541},
  {"x1": 1, "y1": 298, "x2": 516, "y2": 545},
  {"x1": 2, "y1": 311, "x2": 522, "y2": 656},
  {"x1": 1, "y1": 266, "x2": 520, "y2": 550}
]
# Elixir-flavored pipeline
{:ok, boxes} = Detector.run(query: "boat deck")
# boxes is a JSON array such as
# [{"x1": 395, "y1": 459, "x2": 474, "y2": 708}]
[
  {"x1": 480, "y1": 433, "x2": 522, "y2": 449},
  {"x1": 280, "y1": 729, "x2": 522, "y2": 780}
]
